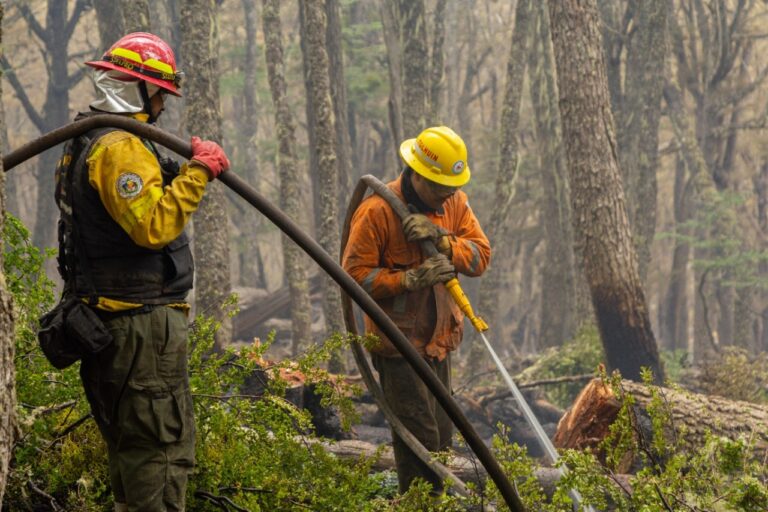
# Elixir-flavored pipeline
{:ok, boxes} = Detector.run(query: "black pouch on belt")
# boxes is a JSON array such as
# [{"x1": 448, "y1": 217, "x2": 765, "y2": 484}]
[{"x1": 38, "y1": 298, "x2": 113, "y2": 370}]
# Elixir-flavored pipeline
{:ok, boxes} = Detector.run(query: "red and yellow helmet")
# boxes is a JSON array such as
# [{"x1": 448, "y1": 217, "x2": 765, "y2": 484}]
[{"x1": 86, "y1": 32, "x2": 183, "y2": 97}]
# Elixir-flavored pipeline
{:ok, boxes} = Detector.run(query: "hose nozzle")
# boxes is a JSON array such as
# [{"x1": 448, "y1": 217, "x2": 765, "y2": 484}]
[{"x1": 444, "y1": 278, "x2": 489, "y2": 332}]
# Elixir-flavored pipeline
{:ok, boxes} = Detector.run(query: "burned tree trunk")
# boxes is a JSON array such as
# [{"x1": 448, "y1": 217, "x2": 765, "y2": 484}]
[
  {"x1": 262, "y1": 0, "x2": 314, "y2": 355},
  {"x1": 181, "y1": 0, "x2": 233, "y2": 348},
  {"x1": 548, "y1": 0, "x2": 664, "y2": 383},
  {"x1": 299, "y1": 0, "x2": 346, "y2": 360},
  {"x1": 0, "y1": 4, "x2": 18, "y2": 504}
]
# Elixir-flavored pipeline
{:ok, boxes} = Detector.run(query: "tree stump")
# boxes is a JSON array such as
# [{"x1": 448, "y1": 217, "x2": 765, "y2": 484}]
[{"x1": 554, "y1": 378, "x2": 768, "y2": 472}]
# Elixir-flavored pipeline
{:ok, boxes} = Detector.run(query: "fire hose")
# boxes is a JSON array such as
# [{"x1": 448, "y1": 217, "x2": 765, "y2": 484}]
[
  {"x1": 343, "y1": 175, "x2": 593, "y2": 512},
  {"x1": 2, "y1": 114, "x2": 526, "y2": 512}
]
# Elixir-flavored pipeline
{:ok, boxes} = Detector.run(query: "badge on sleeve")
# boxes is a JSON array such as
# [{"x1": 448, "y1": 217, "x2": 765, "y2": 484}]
[{"x1": 116, "y1": 172, "x2": 143, "y2": 198}]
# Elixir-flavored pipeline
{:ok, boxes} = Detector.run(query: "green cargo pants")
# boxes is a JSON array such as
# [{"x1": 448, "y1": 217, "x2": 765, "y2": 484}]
[
  {"x1": 80, "y1": 306, "x2": 195, "y2": 512},
  {"x1": 372, "y1": 353, "x2": 453, "y2": 494}
]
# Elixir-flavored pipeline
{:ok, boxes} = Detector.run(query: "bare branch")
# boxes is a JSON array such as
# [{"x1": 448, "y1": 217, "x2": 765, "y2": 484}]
[
  {"x1": 14, "y1": 1, "x2": 48, "y2": 45},
  {"x1": 64, "y1": 0, "x2": 90, "y2": 43},
  {"x1": 0, "y1": 55, "x2": 45, "y2": 132}
]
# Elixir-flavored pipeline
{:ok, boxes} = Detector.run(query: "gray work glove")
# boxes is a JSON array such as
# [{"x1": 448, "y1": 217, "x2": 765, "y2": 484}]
[
  {"x1": 402, "y1": 254, "x2": 455, "y2": 291},
  {"x1": 403, "y1": 213, "x2": 453, "y2": 257},
  {"x1": 402, "y1": 213, "x2": 443, "y2": 243}
]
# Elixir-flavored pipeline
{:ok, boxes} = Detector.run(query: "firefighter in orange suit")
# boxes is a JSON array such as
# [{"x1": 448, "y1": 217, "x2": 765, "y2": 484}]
[
  {"x1": 342, "y1": 126, "x2": 491, "y2": 494},
  {"x1": 53, "y1": 33, "x2": 229, "y2": 511}
]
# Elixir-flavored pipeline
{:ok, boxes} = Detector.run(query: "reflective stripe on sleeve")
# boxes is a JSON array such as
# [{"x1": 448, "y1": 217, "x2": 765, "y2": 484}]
[
  {"x1": 362, "y1": 268, "x2": 381, "y2": 295},
  {"x1": 467, "y1": 240, "x2": 481, "y2": 274}
]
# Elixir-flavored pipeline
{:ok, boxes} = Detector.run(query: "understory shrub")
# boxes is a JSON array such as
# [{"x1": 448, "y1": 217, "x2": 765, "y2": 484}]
[{"x1": 4, "y1": 215, "x2": 767, "y2": 511}]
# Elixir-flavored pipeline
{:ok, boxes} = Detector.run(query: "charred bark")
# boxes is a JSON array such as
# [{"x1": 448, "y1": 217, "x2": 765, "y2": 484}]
[
  {"x1": 548, "y1": 0, "x2": 664, "y2": 383},
  {"x1": 180, "y1": 0, "x2": 232, "y2": 349},
  {"x1": 262, "y1": 0, "x2": 314, "y2": 355}
]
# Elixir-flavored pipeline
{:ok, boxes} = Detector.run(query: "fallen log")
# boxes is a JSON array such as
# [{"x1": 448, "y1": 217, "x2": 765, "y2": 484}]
[
  {"x1": 554, "y1": 378, "x2": 768, "y2": 472},
  {"x1": 232, "y1": 275, "x2": 322, "y2": 340},
  {"x1": 319, "y1": 438, "x2": 631, "y2": 504}
]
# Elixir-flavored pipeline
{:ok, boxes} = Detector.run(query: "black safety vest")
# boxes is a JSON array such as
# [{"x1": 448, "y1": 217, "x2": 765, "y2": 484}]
[{"x1": 55, "y1": 112, "x2": 194, "y2": 304}]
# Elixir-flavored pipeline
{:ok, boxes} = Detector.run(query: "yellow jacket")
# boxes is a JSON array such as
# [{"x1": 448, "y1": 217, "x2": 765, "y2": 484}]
[{"x1": 84, "y1": 114, "x2": 209, "y2": 310}]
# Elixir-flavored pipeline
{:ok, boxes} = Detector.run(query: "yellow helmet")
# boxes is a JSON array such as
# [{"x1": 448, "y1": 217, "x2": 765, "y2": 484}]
[{"x1": 399, "y1": 126, "x2": 471, "y2": 187}]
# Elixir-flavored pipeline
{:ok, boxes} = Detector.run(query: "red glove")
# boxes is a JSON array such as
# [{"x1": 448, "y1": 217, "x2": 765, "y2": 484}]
[{"x1": 190, "y1": 136, "x2": 230, "y2": 179}]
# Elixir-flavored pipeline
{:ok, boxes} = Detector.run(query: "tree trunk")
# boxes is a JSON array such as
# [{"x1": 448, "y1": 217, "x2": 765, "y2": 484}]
[
  {"x1": 548, "y1": 0, "x2": 664, "y2": 383},
  {"x1": 555, "y1": 378, "x2": 768, "y2": 472},
  {"x1": 262, "y1": 0, "x2": 314, "y2": 356},
  {"x1": 618, "y1": 0, "x2": 666, "y2": 281},
  {"x1": 428, "y1": 0, "x2": 447, "y2": 124},
  {"x1": 299, "y1": 0, "x2": 346, "y2": 362},
  {"x1": 5, "y1": 2, "x2": 89, "y2": 250},
  {"x1": 379, "y1": 0, "x2": 403, "y2": 157},
  {"x1": 468, "y1": 0, "x2": 533, "y2": 370},
  {"x1": 92, "y1": 0, "x2": 126, "y2": 51},
  {"x1": 234, "y1": 0, "x2": 266, "y2": 290},
  {"x1": 120, "y1": 0, "x2": 150, "y2": 32},
  {"x1": 152, "y1": 1, "x2": 183, "y2": 136},
  {"x1": 398, "y1": 0, "x2": 428, "y2": 137},
  {"x1": 325, "y1": 0, "x2": 355, "y2": 208},
  {"x1": 319, "y1": 438, "x2": 629, "y2": 504},
  {"x1": 0, "y1": 5, "x2": 18, "y2": 504},
  {"x1": 596, "y1": 0, "x2": 628, "y2": 119},
  {"x1": 660, "y1": 156, "x2": 691, "y2": 352},
  {"x1": 180, "y1": 0, "x2": 232, "y2": 349},
  {"x1": 755, "y1": 162, "x2": 768, "y2": 351},
  {"x1": 530, "y1": 0, "x2": 576, "y2": 350}
]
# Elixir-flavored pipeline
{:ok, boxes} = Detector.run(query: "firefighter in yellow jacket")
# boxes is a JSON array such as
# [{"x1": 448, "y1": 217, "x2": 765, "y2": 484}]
[
  {"x1": 54, "y1": 33, "x2": 229, "y2": 511},
  {"x1": 342, "y1": 126, "x2": 491, "y2": 494}
]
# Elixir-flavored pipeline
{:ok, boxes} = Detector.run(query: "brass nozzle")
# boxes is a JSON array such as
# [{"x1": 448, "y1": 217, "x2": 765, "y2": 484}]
[{"x1": 444, "y1": 278, "x2": 489, "y2": 333}]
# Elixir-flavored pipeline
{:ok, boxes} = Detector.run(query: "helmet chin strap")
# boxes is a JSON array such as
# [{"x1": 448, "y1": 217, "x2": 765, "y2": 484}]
[{"x1": 139, "y1": 81, "x2": 157, "y2": 124}]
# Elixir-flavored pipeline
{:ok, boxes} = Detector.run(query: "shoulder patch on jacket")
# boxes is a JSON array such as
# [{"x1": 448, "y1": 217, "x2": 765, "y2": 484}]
[{"x1": 116, "y1": 172, "x2": 144, "y2": 198}]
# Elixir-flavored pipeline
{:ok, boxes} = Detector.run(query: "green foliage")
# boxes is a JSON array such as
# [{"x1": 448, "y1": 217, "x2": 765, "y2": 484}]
[
  {"x1": 695, "y1": 347, "x2": 768, "y2": 404},
  {"x1": 5, "y1": 215, "x2": 767, "y2": 511},
  {"x1": 185, "y1": 319, "x2": 384, "y2": 511},
  {"x1": 3, "y1": 216, "x2": 384, "y2": 511},
  {"x1": 4, "y1": 214, "x2": 110, "y2": 511},
  {"x1": 517, "y1": 324, "x2": 604, "y2": 408},
  {"x1": 659, "y1": 190, "x2": 768, "y2": 292},
  {"x1": 478, "y1": 369, "x2": 768, "y2": 511}
]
